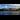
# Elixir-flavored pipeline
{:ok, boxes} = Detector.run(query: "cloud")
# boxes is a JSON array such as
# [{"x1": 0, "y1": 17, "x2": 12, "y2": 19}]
[
  {"x1": 0, "y1": 4, "x2": 20, "y2": 9},
  {"x1": 5, "y1": 6, "x2": 8, "y2": 8}
]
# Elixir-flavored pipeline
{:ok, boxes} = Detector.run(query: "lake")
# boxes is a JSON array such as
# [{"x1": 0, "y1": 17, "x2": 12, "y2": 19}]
[
  {"x1": 0, "y1": 11, "x2": 11, "y2": 15},
  {"x1": 0, "y1": 11, "x2": 20, "y2": 15}
]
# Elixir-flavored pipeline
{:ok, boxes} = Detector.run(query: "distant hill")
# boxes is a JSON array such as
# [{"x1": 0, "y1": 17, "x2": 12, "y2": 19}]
[
  {"x1": 0, "y1": 8, "x2": 20, "y2": 11},
  {"x1": 9, "y1": 8, "x2": 20, "y2": 11},
  {"x1": 0, "y1": 8, "x2": 9, "y2": 11}
]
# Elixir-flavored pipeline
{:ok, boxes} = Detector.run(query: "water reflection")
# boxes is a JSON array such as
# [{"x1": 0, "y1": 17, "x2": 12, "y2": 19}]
[
  {"x1": 0, "y1": 11, "x2": 11, "y2": 15},
  {"x1": 0, "y1": 11, "x2": 20, "y2": 15}
]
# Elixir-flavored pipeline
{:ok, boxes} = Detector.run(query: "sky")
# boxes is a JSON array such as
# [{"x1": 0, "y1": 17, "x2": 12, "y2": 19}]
[
  {"x1": 0, "y1": 4, "x2": 12, "y2": 9},
  {"x1": 0, "y1": 4, "x2": 20, "y2": 9},
  {"x1": 11, "y1": 4, "x2": 20, "y2": 8}
]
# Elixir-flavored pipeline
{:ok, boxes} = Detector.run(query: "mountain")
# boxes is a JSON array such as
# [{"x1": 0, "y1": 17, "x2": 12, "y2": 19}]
[
  {"x1": 0, "y1": 8, "x2": 20, "y2": 11},
  {"x1": 9, "y1": 8, "x2": 20, "y2": 11},
  {"x1": 0, "y1": 8, "x2": 9, "y2": 11}
]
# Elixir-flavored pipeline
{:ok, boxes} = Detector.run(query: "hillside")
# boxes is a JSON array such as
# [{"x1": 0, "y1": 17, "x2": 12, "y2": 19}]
[
  {"x1": 9, "y1": 8, "x2": 20, "y2": 11},
  {"x1": 0, "y1": 8, "x2": 20, "y2": 11}
]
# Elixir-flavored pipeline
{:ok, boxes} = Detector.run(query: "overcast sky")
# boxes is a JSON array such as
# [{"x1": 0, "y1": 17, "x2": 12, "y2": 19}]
[{"x1": 0, "y1": 4, "x2": 20, "y2": 9}]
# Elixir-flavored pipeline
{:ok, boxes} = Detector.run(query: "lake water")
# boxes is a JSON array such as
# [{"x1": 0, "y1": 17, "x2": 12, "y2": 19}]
[
  {"x1": 0, "y1": 11, "x2": 20, "y2": 15},
  {"x1": 0, "y1": 11, "x2": 11, "y2": 15}
]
